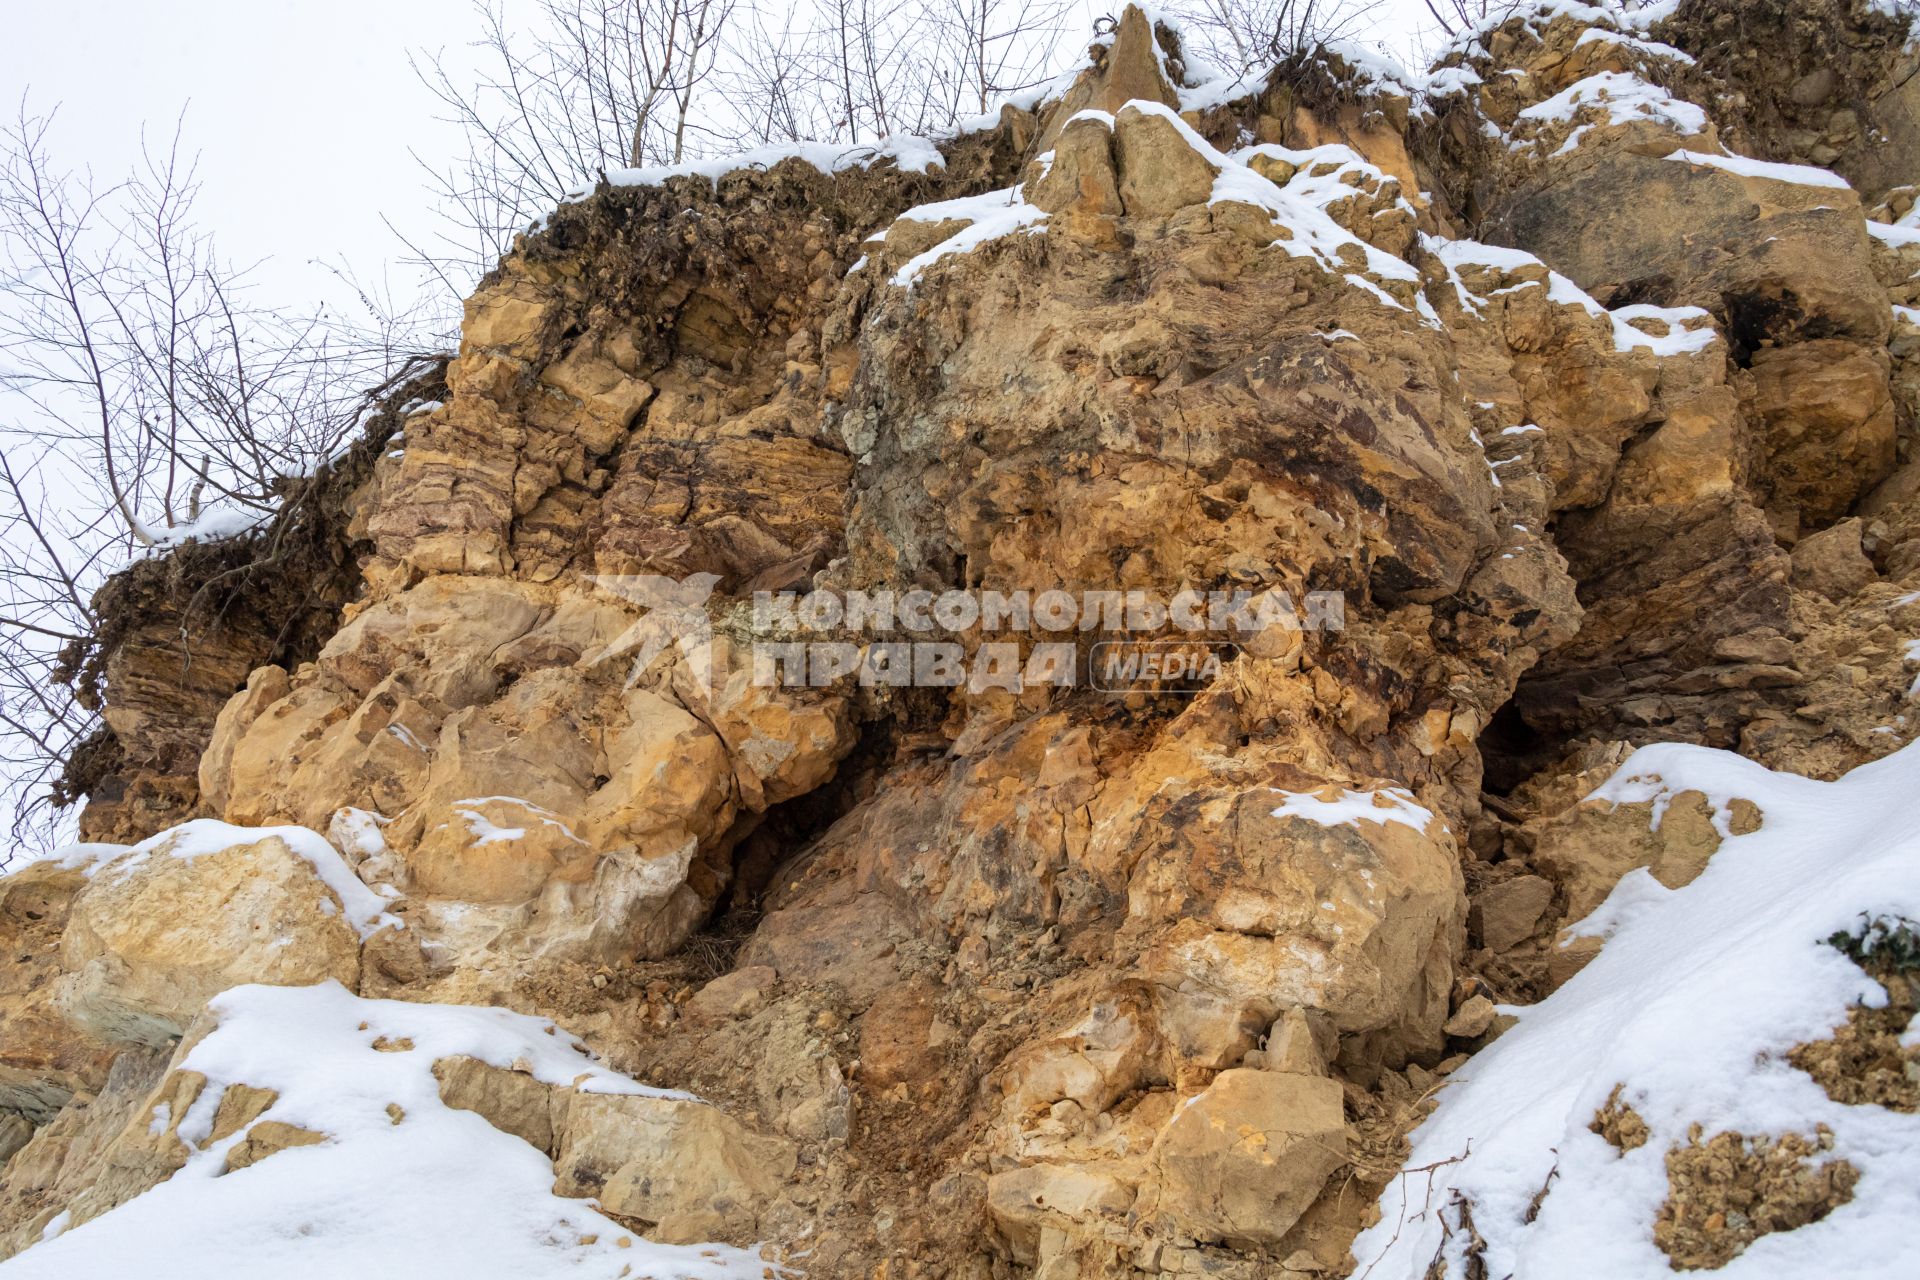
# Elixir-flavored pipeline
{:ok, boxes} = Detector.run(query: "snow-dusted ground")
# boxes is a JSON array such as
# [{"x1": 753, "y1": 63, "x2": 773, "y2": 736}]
[
  {"x1": 1354, "y1": 740, "x2": 1920, "y2": 1279},
  {"x1": 0, "y1": 983, "x2": 764, "y2": 1280}
]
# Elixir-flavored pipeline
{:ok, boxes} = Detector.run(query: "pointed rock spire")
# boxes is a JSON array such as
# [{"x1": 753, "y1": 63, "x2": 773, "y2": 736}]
[{"x1": 1034, "y1": 4, "x2": 1181, "y2": 151}]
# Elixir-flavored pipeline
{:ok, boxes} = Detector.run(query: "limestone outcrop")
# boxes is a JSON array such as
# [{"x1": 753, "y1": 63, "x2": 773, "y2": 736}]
[{"x1": 9, "y1": 2, "x2": 1920, "y2": 1277}]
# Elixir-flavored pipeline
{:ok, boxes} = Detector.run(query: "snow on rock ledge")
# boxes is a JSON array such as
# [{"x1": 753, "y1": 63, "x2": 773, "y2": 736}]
[
  {"x1": 0, "y1": 982, "x2": 774, "y2": 1279},
  {"x1": 575, "y1": 132, "x2": 947, "y2": 200}
]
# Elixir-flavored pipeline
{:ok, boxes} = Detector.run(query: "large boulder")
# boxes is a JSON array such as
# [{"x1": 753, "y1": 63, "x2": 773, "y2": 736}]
[
  {"x1": 434, "y1": 1049, "x2": 797, "y2": 1246},
  {"x1": 56, "y1": 825, "x2": 369, "y2": 1045},
  {"x1": 1746, "y1": 340, "x2": 1897, "y2": 536},
  {"x1": 553, "y1": 1093, "x2": 796, "y2": 1245},
  {"x1": 0, "y1": 1043, "x2": 178, "y2": 1258},
  {"x1": 1113, "y1": 102, "x2": 1220, "y2": 218},
  {"x1": 201, "y1": 576, "x2": 852, "y2": 964},
  {"x1": 1495, "y1": 147, "x2": 1886, "y2": 342},
  {"x1": 1032, "y1": 4, "x2": 1179, "y2": 150},
  {"x1": 1531, "y1": 786, "x2": 1761, "y2": 931},
  {"x1": 1141, "y1": 1069, "x2": 1348, "y2": 1248},
  {"x1": 1128, "y1": 781, "x2": 1464, "y2": 1072}
]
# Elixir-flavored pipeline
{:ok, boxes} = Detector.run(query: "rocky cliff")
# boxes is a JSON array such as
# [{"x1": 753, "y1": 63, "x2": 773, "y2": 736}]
[{"x1": 7, "y1": 2, "x2": 1920, "y2": 1277}]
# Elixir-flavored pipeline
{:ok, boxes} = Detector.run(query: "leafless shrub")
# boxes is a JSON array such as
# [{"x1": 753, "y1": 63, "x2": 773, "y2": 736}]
[
  {"x1": 1164, "y1": 0, "x2": 1384, "y2": 75},
  {"x1": 787, "y1": 0, "x2": 1075, "y2": 139},
  {"x1": 1417, "y1": 0, "x2": 1531, "y2": 40},
  {"x1": 407, "y1": 0, "x2": 1075, "y2": 283},
  {"x1": 406, "y1": 0, "x2": 741, "y2": 277},
  {"x1": 0, "y1": 101, "x2": 435, "y2": 851}
]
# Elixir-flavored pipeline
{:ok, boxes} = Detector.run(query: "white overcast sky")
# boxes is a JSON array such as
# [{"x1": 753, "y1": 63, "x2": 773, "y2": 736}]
[
  {"x1": 3, "y1": 0, "x2": 479, "y2": 312},
  {"x1": 1, "y1": 0, "x2": 1441, "y2": 318}
]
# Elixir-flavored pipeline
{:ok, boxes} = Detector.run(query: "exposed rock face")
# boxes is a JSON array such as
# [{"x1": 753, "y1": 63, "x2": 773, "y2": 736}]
[
  {"x1": 0, "y1": 1043, "x2": 176, "y2": 1256},
  {"x1": 431, "y1": 1051, "x2": 797, "y2": 1246},
  {"x1": 1653, "y1": 0, "x2": 1920, "y2": 200},
  {"x1": 1409, "y1": 4, "x2": 1920, "y2": 789},
  {"x1": 0, "y1": 864, "x2": 117, "y2": 1123},
  {"x1": 12, "y1": 2, "x2": 1920, "y2": 1277},
  {"x1": 555, "y1": 1092, "x2": 796, "y2": 1244}
]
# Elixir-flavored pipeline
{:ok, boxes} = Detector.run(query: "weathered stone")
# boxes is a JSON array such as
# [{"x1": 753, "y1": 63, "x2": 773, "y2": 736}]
[
  {"x1": 197, "y1": 664, "x2": 291, "y2": 819},
  {"x1": 1032, "y1": 5, "x2": 1178, "y2": 149},
  {"x1": 1024, "y1": 114, "x2": 1123, "y2": 232},
  {"x1": 683, "y1": 965, "x2": 776, "y2": 1023},
  {"x1": 1264, "y1": 1007, "x2": 1330, "y2": 1076},
  {"x1": 988, "y1": 1164, "x2": 1136, "y2": 1263},
  {"x1": 1444, "y1": 995, "x2": 1497, "y2": 1039},
  {"x1": 1470, "y1": 874, "x2": 1556, "y2": 953},
  {"x1": 1112, "y1": 102, "x2": 1219, "y2": 218},
  {"x1": 0, "y1": 863, "x2": 117, "y2": 1122},
  {"x1": 433, "y1": 1055, "x2": 569, "y2": 1156},
  {"x1": 1143, "y1": 1070, "x2": 1347, "y2": 1248},
  {"x1": 1791, "y1": 518, "x2": 1879, "y2": 600},
  {"x1": 222, "y1": 1118, "x2": 326, "y2": 1173},
  {"x1": 0, "y1": 1115, "x2": 30, "y2": 1165},
  {"x1": 1494, "y1": 113, "x2": 1887, "y2": 352},
  {"x1": 408, "y1": 793, "x2": 596, "y2": 905},
  {"x1": 462, "y1": 286, "x2": 552, "y2": 358},
  {"x1": 1748, "y1": 342, "x2": 1896, "y2": 536},
  {"x1": 1130, "y1": 785, "x2": 1463, "y2": 1070},
  {"x1": 57, "y1": 832, "x2": 362, "y2": 1046},
  {"x1": 1531, "y1": 788, "x2": 1760, "y2": 932},
  {"x1": 0, "y1": 1043, "x2": 178, "y2": 1258},
  {"x1": 669, "y1": 639, "x2": 854, "y2": 811},
  {"x1": 738, "y1": 894, "x2": 913, "y2": 1011},
  {"x1": 554, "y1": 1093, "x2": 795, "y2": 1245},
  {"x1": 32, "y1": 6, "x2": 1920, "y2": 1275}
]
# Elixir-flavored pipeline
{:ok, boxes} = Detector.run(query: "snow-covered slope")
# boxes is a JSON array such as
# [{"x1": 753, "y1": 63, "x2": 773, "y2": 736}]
[
  {"x1": 1356, "y1": 741, "x2": 1920, "y2": 1279},
  {"x1": 2, "y1": 984, "x2": 766, "y2": 1280}
]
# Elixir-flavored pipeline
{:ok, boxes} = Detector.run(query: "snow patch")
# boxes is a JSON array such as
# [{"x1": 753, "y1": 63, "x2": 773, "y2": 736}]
[
  {"x1": 1515, "y1": 72, "x2": 1708, "y2": 136},
  {"x1": 449, "y1": 797, "x2": 586, "y2": 847},
  {"x1": 1211, "y1": 133, "x2": 1422, "y2": 294},
  {"x1": 888, "y1": 187, "x2": 1048, "y2": 288},
  {"x1": 1664, "y1": 149, "x2": 1854, "y2": 190},
  {"x1": 1609, "y1": 303, "x2": 1719, "y2": 356},
  {"x1": 1868, "y1": 220, "x2": 1920, "y2": 249},
  {"x1": 1270, "y1": 786, "x2": 1435, "y2": 833},
  {"x1": 1423, "y1": 236, "x2": 1720, "y2": 356},
  {"x1": 578, "y1": 132, "x2": 945, "y2": 199},
  {"x1": 1574, "y1": 26, "x2": 1697, "y2": 65},
  {"x1": 139, "y1": 505, "x2": 274, "y2": 553}
]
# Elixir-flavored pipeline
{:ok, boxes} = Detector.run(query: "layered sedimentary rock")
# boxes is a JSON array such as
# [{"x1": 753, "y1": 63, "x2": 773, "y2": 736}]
[
  {"x1": 10, "y1": 2, "x2": 1920, "y2": 1277},
  {"x1": 56, "y1": 359, "x2": 448, "y2": 843}
]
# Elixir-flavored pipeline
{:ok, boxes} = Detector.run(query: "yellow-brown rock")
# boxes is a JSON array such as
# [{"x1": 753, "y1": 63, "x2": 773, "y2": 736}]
[
  {"x1": 31, "y1": 3, "x2": 1920, "y2": 1276},
  {"x1": 1747, "y1": 340, "x2": 1897, "y2": 537},
  {"x1": 0, "y1": 862, "x2": 117, "y2": 1122},
  {"x1": 1142, "y1": 1069, "x2": 1347, "y2": 1248},
  {"x1": 1113, "y1": 102, "x2": 1218, "y2": 218},
  {"x1": 56, "y1": 833, "x2": 363, "y2": 1045},
  {"x1": 553, "y1": 1093, "x2": 796, "y2": 1245},
  {"x1": 1033, "y1": 5, "x2": 1179, "y2": 150}
]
